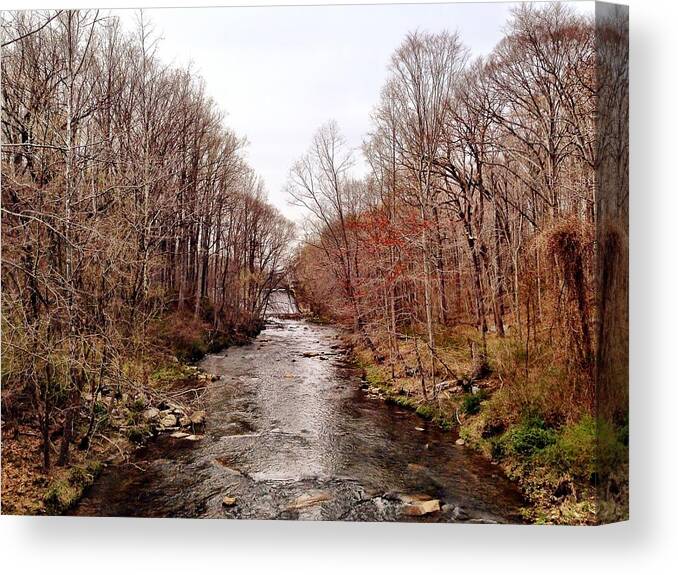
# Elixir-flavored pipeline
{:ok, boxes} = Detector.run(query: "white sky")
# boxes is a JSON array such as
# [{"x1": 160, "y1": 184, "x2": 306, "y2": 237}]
[{"x1": 113, "y1": 2, "x2": 593, "y2": 220}]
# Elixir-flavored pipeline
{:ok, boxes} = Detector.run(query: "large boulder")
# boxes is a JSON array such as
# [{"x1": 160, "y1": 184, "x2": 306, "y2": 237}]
[
  {"x1": 159, "y1": 413, "x2": 177, "y2": 428},
  {"x1": 159, "y1": 400, "x2": 183, "y2": 412}
]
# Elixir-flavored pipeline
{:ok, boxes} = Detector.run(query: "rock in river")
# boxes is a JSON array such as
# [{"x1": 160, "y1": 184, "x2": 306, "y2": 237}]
[
  {"x1": 285, "y1": 492, "x2": 332, "y2": 511},
  {"x1": 402, "y1": 499, "x2": 440, "y2": 516}
]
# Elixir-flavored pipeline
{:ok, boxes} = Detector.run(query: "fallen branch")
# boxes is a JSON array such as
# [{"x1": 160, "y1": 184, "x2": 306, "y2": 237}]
[{"x1": 96, "y1": 432, "x2": 126, "y2": 461}]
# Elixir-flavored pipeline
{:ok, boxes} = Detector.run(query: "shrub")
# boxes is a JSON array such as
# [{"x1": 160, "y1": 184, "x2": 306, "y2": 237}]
[
  {"x1": 93, "y1": 400, "x2": 108, "y2": 417},
  {"x1": 480, "y1": 416, "x2": 506, "y2": 438},
  {"x1": 175, "y1": 338, "x2": 208, "y2": 363},
  {"x1": 490, "y1": 437, "x2": 505, "y2": 459},
  {"x1": 435, "y1": 416, "x2": 452, "y2": 431},
  {"x1": 126, "y1": 424, "x2": 150, "y2": 444},
  {"x1": 130, "y1": 397, "x2": 147, "y2": 412},
  {"x1": 540, "y1": 416, "x2": 626, "y2": 483},
  {"x1": 460, "y1": 389, "x2": 489, "y2": 415},
  {"x1": 207, "y1": 331, "x2": 233, "y2": 353},
  {"x1": 153, "y1": 312, "x2": 210, "y2": 363},
  {"x1": 540, "y1": 416, "x2": 597, "y2": 480},
  {"x1": 617, "y1": 418, "x2": 629, "y2": 447},
  {"x1": 502, "y1": 415, "x2": 557, "y2": 457}
]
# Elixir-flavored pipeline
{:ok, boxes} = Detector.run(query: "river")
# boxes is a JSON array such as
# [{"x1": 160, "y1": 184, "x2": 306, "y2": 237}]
[{"x1": 75, "y1": 314, "x2": 526, "y2": 522}]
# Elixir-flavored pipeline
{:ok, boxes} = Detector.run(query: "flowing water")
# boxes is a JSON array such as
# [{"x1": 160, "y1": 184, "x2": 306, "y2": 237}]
[{"x1": 75, "y1": 308, "x2": 526, "y2": 522}]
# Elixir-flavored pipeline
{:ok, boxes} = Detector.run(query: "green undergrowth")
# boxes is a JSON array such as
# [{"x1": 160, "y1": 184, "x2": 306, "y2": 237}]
[
  {"x1": 149, "y1": 363, "x2": 186, "y2": 384},
  {"x1": 360, "y1": 361, "x2": 454, "y2": 430},
  {"x1": 461, "y1": 406, "x2": 628, "y2": 524},
  {"x1": 43, "y1": 460, "x2": 104, "y2": 515},
  {"x1": 353, "y1": 326, "x2": 628, "y2": 525}
]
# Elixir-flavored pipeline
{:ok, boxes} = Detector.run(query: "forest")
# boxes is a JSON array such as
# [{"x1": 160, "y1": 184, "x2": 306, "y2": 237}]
[
  {"x1": 1, "y1": 10, "x2": 293, "y2": 512},
  {"x1": 1, "y1": 4, "x2": 627, "y2": 525},
  {"x1": 290, "y1": 3, "x2": 628, "y2": 523}
]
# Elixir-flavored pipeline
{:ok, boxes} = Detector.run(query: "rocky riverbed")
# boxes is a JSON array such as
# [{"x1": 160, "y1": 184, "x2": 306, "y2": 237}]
[{"x1": 74, "y1": 318, "x2": 526, "y2": 522}]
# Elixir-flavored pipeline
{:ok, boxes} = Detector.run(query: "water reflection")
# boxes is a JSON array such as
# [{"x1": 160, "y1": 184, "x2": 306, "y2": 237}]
[{"x1": 76, "y1": 319, "x2": 526, "y2": 523}]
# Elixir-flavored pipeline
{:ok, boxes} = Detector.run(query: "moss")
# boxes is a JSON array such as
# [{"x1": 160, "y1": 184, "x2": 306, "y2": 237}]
[
  {"x1": 364, "y1": 364, "x2": 387, "y2": 386},
  {"x1": 150, "y1": 363, "x2": 186, "y2": 384},
  {"x1": 126, "y1": 424, "x2": 151, "y2": 444},
  {"x1": 43, "y1": 460, "x2": 103, "y2": 515},
  {"x1": 44, "y1": 479, "x2": 78, "y2": 514},
  {"x1": 380, "y1": 383, "x2": 453, "y2": 431},
  {"x1": 415, "y1": 404, "x2": 435, "y2": 419},
  {"x1": 385, "y1": 395, "x2": 417, "y2": 409}
]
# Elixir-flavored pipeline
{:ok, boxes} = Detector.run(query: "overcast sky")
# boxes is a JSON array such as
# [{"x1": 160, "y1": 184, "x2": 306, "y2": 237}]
[{"x1": 113, "y1": 2, "x2": 592, "y2": 220}]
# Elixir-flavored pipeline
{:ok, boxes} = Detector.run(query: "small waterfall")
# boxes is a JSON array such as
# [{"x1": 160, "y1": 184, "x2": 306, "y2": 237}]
[{"x1": 266, "y1": 289, "x2": 299, "y2": 317}]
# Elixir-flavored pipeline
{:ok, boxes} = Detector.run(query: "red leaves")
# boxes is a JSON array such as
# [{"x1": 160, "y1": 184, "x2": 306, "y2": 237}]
[{"x1": 346, "y1": 207, "x2": 431, "y2": 255}]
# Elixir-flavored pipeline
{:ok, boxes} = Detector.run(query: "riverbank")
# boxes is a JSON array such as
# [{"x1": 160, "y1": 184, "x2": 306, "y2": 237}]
[
  {"x1": 1, "y1": 310, "x2": 261, "y2": 516},
  {"x1": 1, "y1": 363, "x2": 215, "y2": 515},
  {"x1": 348, "y1": 326, "x2": 628, "y2": 525}
]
